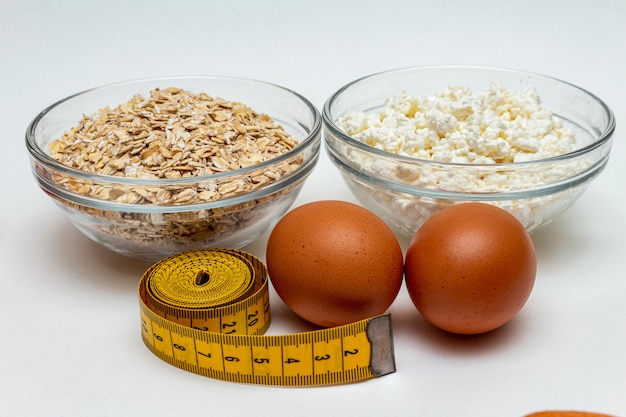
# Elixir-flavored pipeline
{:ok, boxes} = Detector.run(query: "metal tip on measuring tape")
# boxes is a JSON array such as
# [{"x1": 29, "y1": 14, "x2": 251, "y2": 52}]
[
  {"x1": 366, "y1": 314, "x2": 396, "y2": 377},
  {"x1": 138, "y1": 248, "x2": 397, "y2": 387}
]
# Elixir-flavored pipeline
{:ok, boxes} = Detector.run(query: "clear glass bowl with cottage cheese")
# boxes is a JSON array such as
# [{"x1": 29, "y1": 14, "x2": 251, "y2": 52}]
[
  {"x1": 27, "y1": 76, "x2": 321, "y2": 261},
  {"x1": 322, "y1": 66, "x2": 615, "y2": 235}
]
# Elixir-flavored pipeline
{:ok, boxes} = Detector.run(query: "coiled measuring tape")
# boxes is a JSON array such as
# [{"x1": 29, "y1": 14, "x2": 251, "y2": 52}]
[{"x1": 138, "y1": 248, "x2": 395, "y2": 387}]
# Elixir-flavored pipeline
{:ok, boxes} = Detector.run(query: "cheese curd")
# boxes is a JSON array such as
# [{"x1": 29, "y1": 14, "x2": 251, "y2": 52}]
[
  {"x1": 336, "y1": 84, "x2": 576, "y2": 164},
  {"x1": 333, "y1": 84, "x2": 587, "y2": 234}
]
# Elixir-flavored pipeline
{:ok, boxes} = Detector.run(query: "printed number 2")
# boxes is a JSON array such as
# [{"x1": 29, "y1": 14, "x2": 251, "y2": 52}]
[
  {"x1": 344, "y1": 349, "x2": 358, "y2": 356},
  {"x1": 247, "y1": 311, "x2": 259, "y2": 327},
  {"x1": 222, "y1": 322, "x2": 236, "y2": 334}
]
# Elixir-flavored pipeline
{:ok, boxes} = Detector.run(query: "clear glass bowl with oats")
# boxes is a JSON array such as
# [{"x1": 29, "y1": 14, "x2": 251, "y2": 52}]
[
  {"x1": 323, "y1": 66, "x2": 615, "y2": 236},
  {"x1": 26, "y1": 76, "x2": 321, "y2": 261}
]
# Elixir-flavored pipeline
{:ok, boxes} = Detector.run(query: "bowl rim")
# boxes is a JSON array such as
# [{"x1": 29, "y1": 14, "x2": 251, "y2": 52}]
[
  {"x1": 322, "y1": 64, "x2": 615, "y2": 168},
  {"x1": 41, "y1": 147, "x2": 320, "y2": 213},
  {"x1": 327, "y1": 144, "x2": 608, "y2": 200},
  {"x1": 26, "y1": 74, "x2": 322, "y2": 187}
]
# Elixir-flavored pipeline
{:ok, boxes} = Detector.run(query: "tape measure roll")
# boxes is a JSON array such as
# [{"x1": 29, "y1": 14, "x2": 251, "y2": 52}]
[{"x1": 138, "y1": 248, "x2": 396, "y2": 386}]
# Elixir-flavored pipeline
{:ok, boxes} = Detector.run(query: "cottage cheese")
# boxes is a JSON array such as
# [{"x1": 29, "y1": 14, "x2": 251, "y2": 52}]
[
  {"x1": 337, "y1": 84, "x2": 576, "y2": 164},
  {"x1": 334, "y1": 84, "x2": 586, "y2": 234}
]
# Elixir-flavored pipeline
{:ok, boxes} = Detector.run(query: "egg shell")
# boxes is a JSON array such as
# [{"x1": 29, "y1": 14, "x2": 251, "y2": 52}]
[
  {"x1": 266, "y1": 200, "x2": 404, "y2": 328},
  {"x1": 404, "y1": 202, "x2": 537, "y2": 335}
]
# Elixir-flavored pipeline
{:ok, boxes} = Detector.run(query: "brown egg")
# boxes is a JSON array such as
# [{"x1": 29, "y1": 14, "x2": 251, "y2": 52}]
[
  {"x1": 404, "y1": 202, "x2": 536, "y2": 335},
  {"x1": 266, "y1": 200, "x2": 404, "y2": 328},
  {"x1": 524, "y1": 412, "x2": 617, "y2": 417}
]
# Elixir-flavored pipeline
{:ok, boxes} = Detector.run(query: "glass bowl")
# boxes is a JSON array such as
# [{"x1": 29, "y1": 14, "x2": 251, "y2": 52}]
[
  {"x1": 323, "y1": 66, "x2": 615, "y2": 236},
  {"x1": 27, "y1": 76, "x2": 321, "y2": 261}
]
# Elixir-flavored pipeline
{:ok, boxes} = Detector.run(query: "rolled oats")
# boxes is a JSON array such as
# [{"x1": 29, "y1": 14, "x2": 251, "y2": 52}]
[{"x1": 47, "y1": 87, "x2": 304, "y2": 254}]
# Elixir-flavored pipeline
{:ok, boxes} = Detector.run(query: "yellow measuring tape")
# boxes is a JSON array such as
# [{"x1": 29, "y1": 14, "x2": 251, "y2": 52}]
[{"x1": 138, "y1": 248, "x2": 395, "y2": 387}]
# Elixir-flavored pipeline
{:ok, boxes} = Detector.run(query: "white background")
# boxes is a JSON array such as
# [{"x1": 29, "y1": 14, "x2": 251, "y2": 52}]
[{"x1": 2, "y1": 1, "x2": 625, "y2": 416}]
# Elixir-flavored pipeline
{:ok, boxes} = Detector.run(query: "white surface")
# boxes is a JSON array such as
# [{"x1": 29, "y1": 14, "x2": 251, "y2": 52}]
[{"x1": 2, "y1": 1, "x2": 625, "y2": 416}]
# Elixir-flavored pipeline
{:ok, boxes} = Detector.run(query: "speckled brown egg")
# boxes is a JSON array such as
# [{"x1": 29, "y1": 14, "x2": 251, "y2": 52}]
[
  {"x1": 266, "y1": 200, "x2": 404, "y2": 328},
  {"x1": 404, "y1": 202, "x2": 537, "y2": 335}
]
